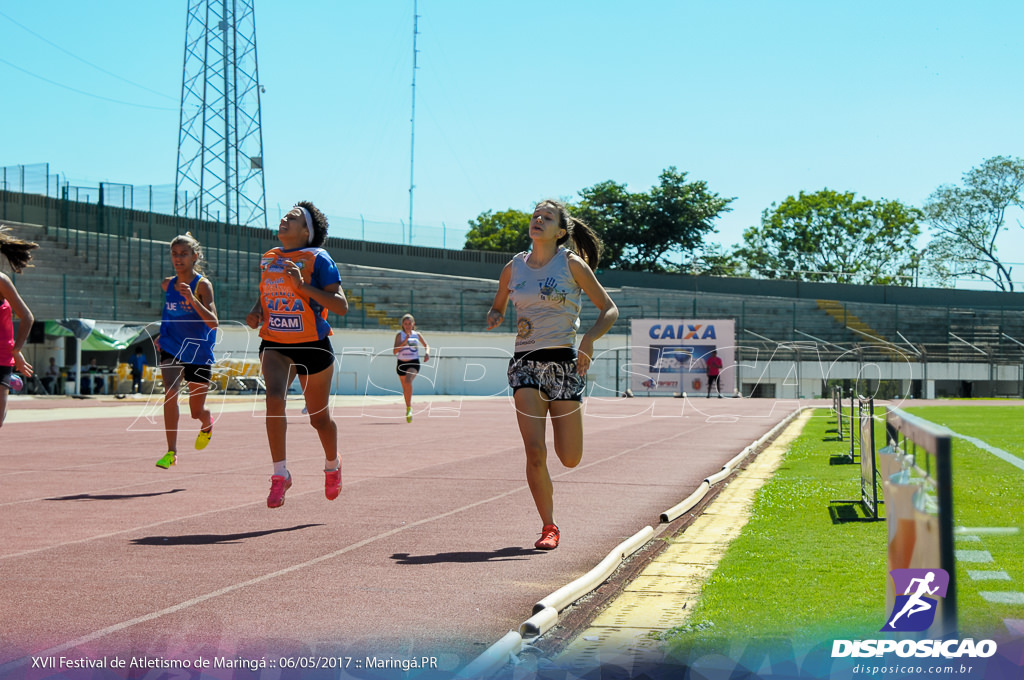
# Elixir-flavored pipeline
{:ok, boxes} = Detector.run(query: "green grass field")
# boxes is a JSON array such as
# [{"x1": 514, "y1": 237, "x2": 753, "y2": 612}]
[
  {"x1": 903, "y1": 405, "x2": 1024, "y2": 634},
  {"x1": 664, "y1": 404, "x2": 1024, "y2": 657}
]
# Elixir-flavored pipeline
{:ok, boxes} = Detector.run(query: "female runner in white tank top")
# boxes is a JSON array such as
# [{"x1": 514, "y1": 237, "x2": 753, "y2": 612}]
[
  {"x1": 393, "y1": 313, "x2": 429, "y2": 422},
  {"x1": 486, "y1": 200, "x2": 618, "y2": 550}
]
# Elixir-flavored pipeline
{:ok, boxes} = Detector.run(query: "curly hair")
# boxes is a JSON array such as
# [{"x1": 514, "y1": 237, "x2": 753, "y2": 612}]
[
  {"x1": 0, "y1": 225, "x2": 39, "y2": 273},
  {"x1": 295, "y1": 201, "x2": 329, "y2": 248}
]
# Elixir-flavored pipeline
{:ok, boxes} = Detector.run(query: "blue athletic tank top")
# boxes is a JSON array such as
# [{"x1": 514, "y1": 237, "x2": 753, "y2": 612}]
[{"x1": 160, "y1": 275, "x2": 216, "y2": 365}]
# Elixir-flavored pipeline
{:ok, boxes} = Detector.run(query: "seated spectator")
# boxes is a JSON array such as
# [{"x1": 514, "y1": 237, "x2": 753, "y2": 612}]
[
  {"x1": 82, "y1": 358, "x2": 104, "y2": 395},
  {"x1": 41, "y1": 356, "x2": 60, "y2": 394}
]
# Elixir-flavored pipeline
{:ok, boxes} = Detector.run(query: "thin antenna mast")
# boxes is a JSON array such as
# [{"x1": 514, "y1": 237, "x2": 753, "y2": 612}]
[{"x1": 408, "y1": 0, "x2": 419, "y2": 244}]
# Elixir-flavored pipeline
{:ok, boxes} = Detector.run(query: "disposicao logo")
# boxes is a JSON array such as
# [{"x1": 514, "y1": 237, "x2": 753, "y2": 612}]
[
  {"x1": 831, "y1": 568, "x2": 998, "y2": 659},
  {"x1": 882, "y1": 568, "x2": 948, "y2": 632}
]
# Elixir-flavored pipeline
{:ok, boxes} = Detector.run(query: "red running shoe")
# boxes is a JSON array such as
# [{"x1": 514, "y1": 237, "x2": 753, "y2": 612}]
[
  {"x1": 535, "y1": 524, "x2": 560, "y2": 550},
  {"x1": 325, "y1": 467, "x2": 341, "y2": 501},
  {"x1": 267, "y1": 474, "x2": 292, "y2": 508}
]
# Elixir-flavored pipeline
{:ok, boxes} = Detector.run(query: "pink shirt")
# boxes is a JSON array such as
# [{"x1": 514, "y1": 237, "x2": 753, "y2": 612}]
[
  {"x1": 0, "y1": 300, "x2": 14, "y2": 367},
  {"x1": 706, "y1": 355, "x2": 723, "y2": 377}
]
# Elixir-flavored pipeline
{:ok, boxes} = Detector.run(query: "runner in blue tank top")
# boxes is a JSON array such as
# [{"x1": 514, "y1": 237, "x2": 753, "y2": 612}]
[{"x1": 155, "y1": 233, "x2": 218, "y2": 469}]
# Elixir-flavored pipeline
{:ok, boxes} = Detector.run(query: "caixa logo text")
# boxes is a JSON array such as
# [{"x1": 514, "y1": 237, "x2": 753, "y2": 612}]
[{"x1": 647, "y1": 324, "x2": 716, "y2": 340}]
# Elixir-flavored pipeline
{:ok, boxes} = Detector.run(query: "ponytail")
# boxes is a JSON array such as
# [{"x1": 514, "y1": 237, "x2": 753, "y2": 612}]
[
  {"x1": 0, "y1": 225, "x2": 39, "y2": 274},
  {"x1": 537, "y1": 200, "x2": 603, "y2": 270},
  {"x1": 564, "y1": 216, "x2": 602, "y2": 270}
]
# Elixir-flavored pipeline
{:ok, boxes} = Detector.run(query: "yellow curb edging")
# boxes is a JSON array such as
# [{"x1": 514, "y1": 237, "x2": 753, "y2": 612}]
[{"x1": 555, "y1": 409, "x2": 814, "y2": 668}]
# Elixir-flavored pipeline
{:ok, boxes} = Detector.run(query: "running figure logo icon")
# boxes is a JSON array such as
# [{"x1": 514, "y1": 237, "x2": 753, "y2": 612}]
[{"x1": 882, "y1": 568, "x2": 950, "y2": 632}]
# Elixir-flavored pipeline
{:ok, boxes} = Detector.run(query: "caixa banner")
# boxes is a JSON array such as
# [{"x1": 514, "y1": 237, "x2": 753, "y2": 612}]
[{"x1": 629, "y1": 319, "x2": 735, "y2": 395}]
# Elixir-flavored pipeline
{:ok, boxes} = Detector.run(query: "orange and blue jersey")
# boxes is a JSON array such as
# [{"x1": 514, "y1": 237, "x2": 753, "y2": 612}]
[
  {"x1": 258, "y1": 247, "x2": 341, "y2": 344},
  {"x1": 160, "y1": 274, "x2": 216, "y2": 365}
]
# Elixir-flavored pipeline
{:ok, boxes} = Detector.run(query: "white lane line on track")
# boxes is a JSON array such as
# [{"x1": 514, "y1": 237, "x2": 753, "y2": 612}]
[
  {"x1": 0, "y1": 423, "x2": 505, "y2": 505},
  {"x1": 948, "y1": 430, "x2": 1024, "y2": 472},
  {"x1": 1, "y1": 409, "x2": 717, "y2": 559},
  {"x1": 3, "y1": 395, "x2": 494, "y2": 424},
  {"x1": 3, "y1": 400, "x2": 261, "y2": 424},
  {"x1": 0, "y1": 409, "x2": 518, "y2": 507},
  {"x1": 1, "y1": 495, "x2": 282, "y2": 561},
  {"x1": 0, "y1": 424, "x2": 709, "y2": 670}
]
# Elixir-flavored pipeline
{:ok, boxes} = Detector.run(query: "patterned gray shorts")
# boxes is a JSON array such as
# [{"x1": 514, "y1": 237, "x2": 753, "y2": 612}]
[{"x1": 507, "y1": 348, "x2": 585, "y2": 402}]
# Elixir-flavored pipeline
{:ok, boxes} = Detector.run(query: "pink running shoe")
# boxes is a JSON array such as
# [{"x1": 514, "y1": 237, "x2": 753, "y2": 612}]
[
  {"x1": 267, "y1": 474, "x2": 292, "y2": 508},
  {"x1": 325, "y1": 467, "x2": 341, "y2": 501},
  {"x1": 535, "y1": 524, "x2": 560, "y2": 550}
]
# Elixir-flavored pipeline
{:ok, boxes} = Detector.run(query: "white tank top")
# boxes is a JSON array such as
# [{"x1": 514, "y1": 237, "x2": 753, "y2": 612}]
[
  {"x1": 508, "y1": 248, "x2": 582, "y2": 352},
  {"x1": 396, "y1": 330, "x2": 422, "y2": 361}
]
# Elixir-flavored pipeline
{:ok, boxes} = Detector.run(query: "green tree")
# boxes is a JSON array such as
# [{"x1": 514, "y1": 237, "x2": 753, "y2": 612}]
[
  {"x1": 737, "y1": 189, "x2": 923, "y2": 285},
  {"x1": 677, "y1": 242, "x2": 746, "y2": 277},
  {"x1": 463, "y1": 208, "x2": 531, "y2": 253},
  {"x1": 572, "y1": 180, "x2": 634, "y2": 268},
  {"x1": 576, "y1": 167, "x2": 734, "y2": 272},
  {"x1": 922, "y1": 156, "x2": 1024, "y2": 291}
]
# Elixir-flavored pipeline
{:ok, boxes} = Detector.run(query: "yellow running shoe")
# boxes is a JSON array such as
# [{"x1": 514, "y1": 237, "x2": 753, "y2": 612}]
[
  {"x1": 406, "y1": 407, "x2": 413, "y2": 423},
  {"x1": 155, "y1": 451, "x2": 176, "y2": 469},
  {"x1": 195, "y1": 427, "x2": 212, "y2": 450}
]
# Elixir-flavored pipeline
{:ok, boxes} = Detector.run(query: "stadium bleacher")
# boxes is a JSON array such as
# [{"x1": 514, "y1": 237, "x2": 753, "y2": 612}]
[
  {"x1": 5, "y1": 177, "x2": 1024, "y2": 399},
  {"x1": 5, "y1": 219, "x2": 1024, "y2": 368}
]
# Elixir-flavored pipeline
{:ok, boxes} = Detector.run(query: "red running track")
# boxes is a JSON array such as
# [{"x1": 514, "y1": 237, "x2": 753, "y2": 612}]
[{"x1": 0, "y1": 395, "x2": 803, "y2": 675}]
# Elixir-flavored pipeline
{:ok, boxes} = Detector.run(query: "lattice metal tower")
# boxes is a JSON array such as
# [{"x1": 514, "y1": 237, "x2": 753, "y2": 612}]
[{"x1": 175, "y1": 0, "x2": 267, "y2": 229}]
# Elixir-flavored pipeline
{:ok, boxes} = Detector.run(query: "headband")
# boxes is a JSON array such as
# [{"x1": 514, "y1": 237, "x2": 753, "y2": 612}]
[{"x1": 297, "y1": 206, "x2": 314, "y2": 245}]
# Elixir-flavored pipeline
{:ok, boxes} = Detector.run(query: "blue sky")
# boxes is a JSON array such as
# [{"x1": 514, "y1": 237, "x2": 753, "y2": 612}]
[{"x1": 2, "y1": 1, "x2": 1022, "y2": 286}]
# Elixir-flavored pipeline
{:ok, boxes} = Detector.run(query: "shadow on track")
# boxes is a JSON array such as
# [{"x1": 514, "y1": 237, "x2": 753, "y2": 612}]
[
  {"x1": 132, "y1": 524, "x2": 324, "y2": 546},
  {"x1": 47, "y1": 489, "x2": 187, "y2": 501},
  {"x1": 390, "y1": 546, "x2": 537, "y2": 565}
]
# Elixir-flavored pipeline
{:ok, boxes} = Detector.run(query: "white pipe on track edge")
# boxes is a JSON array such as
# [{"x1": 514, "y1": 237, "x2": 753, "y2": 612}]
[
  {"x1": 456, "y1": 630, "x2": 522, "y2": 679},
  {"x1": 705, "y1": 467, "x2": 732, "y2": 485},
  {"x1": 660, "y1": 407, "x2": 809, "y2": 523},
  {"x1": 519, "y1": 605, "x2": 559, "y2": 638},
  {"x1": 460, "y1": 408, "x2": 812, "y2": 678},
  {"x1": 460, "y1": 526, "x2": 655, "y2": 678},
  {"x1": 533, "y1": 525, "x2": 654, "y2": 615},
  {"x1": 659, "y1": 480, "x2": 710, "y2": 523}
]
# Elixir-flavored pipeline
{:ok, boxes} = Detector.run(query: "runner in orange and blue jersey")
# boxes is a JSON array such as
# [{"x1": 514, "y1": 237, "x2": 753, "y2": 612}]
[{"x1": 246, "y1": 202, "x2": 348, "y2": 508}]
